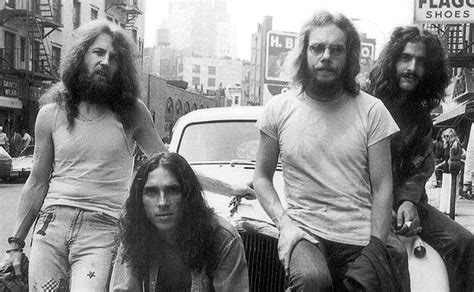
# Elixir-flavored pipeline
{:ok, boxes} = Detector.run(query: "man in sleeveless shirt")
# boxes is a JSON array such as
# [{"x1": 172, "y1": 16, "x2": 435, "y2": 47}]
[
  {"x1": 253, "y1": 11, "x2": 407, "y2": 291},
  {"x1": 1, "y1": 20, "x2": 254, "y2": 291}
]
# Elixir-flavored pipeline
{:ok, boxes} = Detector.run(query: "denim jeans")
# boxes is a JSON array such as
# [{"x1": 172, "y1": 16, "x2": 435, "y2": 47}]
[
  {"x1": 29, "y1": 205, "x2": 119, "y2": 291},
  {"x1": 418, "y1": 202, "x2": 474, "y2": 291},
  {"x1": 286, "y1": 232, "x2": 409, "y2": 292}
]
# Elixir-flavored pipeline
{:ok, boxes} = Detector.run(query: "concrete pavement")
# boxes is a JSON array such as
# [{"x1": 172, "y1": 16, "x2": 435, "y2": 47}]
[{"x1": 425, "y1": 185, "x2": 474, "y2": 234}]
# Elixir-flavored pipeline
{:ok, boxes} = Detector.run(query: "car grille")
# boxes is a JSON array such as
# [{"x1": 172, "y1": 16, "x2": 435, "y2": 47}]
[{"x1": 239, "y1": 230, "x2": 286, "y2": 292}]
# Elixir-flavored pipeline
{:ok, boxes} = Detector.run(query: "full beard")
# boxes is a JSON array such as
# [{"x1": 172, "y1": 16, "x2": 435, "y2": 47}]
[
  {"x1": 73, "y1": 67, "x2": 121, "y2": 107},
  {"x1": 304, "y1": 68, "x2": 344, "y2": 98}
]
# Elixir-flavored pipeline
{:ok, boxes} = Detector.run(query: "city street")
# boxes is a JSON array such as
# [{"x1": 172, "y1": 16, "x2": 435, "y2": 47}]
[
  {"x1": 0, "y1": 182, "x2": 32, "y2": 256},
  {"x1": 0, "y1": 180, "x2": 473, "y2": 259}
]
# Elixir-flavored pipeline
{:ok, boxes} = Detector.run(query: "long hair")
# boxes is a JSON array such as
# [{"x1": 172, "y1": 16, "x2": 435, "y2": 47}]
[
  {"x1": 41, "y1": 20, "x2": 140, "y2": 129},
  {"x1": 120, "y1": 152, "x2": 219, "y2": 278},
  {"x1": 367, "y1": 26, "x2": 450, "y2": 111},
  {"x1": 286, "y1": 11, "x2": 361, "y2": 95}
]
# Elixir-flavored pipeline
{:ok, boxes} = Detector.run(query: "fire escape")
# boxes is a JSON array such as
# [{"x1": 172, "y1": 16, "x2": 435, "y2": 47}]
[
  {"x1": 0, "y1": 0, "x2": 62, "y2": 81},
  {"x1": 105, "y1": 0, "x2": 143, "y2": 31}
]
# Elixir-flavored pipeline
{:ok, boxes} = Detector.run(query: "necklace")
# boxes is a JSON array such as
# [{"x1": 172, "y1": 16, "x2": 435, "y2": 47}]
[{"x1": 78, "y1": 108, "x2": 105, "y2": 121}]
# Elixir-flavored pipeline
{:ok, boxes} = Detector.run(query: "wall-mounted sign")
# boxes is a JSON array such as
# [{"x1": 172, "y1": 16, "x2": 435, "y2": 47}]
[
  {"x1": 1, "y1": 78, "x2": 18, "y2": 97},
  {"x1": 265, "y1": 31, "x2": 297, "y2": 82},
  {"x1": 414, "y1": 0, "x2": 474, "y2": 23}
]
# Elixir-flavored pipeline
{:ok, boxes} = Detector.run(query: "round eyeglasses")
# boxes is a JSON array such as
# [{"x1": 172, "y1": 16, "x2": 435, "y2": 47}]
[{"x1": 308, "y1": 43, "x2": 346, "y2": 58}]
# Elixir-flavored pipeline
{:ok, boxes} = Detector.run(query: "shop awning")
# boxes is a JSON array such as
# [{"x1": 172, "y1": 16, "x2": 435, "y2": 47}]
[
  {"x1": 433, "y1": 99, "x2": 474, "y2": 127},
  {"x1": 0, "y1": 96, "x2": 22, "y2": 109}
]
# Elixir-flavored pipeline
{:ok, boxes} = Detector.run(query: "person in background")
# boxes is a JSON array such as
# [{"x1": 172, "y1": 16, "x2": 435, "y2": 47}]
[
  {"x1": 0, "y1": 126, "x2": 9, "y2": 153},
  {"x1": 436, "y1": 128, "x2": 465, "y2": 213},
  {"x1": 20, "y1": 129, "x2": 32, "y2": 152},
  {"x1": 8, "y1": 127, "x2": 22, "y2": 157},
  {"x1": 110, "y1": 152, "x2": 249, "y2": 291},
  {"x1": 254, "y1": 10, "x2": 407, "y2": 291},
  {"x1": 366, "y1": 26, "x2": 474, "y2": 291}
]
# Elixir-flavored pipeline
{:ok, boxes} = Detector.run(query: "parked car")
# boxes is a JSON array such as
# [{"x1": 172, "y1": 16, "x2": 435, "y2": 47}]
[
  {"x1": 0, "y1": 146, "x2": 12, "y2": 181},
  {"x1": 10, "y1": 145, "x2": 34, "y2": 181},
  {"x1": 169, "y1": 106, "x2": 286, "y2": 291}
]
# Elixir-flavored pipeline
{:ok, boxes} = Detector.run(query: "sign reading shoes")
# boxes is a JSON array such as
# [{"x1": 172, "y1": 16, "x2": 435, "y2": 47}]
[{"x1": 415, "y1": 0, "x2": 474, "y2": 23}]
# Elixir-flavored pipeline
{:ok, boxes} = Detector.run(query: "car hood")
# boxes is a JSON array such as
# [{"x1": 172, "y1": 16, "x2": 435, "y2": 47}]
[
  {"x1": 191, "y1": 163, "x2": 286, "y2": 226},
  {"x1": 12, "y1": 155, "x2": 33, "y2": 171}
]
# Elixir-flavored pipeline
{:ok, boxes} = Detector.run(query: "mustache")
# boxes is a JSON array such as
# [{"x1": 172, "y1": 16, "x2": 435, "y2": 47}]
[
  {"x1": 400, "y1": 72, "x2": 420, "y2": 80},
  {"x1": 314, "y1": 67, "x2": 337, "y2": 73}
]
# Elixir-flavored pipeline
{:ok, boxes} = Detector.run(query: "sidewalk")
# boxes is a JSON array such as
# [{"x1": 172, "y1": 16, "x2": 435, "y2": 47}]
[{"x1": 425, "y1": 186, "x2": 474, "y2": 233}]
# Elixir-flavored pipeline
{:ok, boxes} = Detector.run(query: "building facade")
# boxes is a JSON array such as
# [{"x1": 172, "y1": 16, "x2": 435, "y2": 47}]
[
  {"x1": 160, "y1": 0, "x2": 236, "y2": 59},
  {"x1": 142, "y1": 73, "x2": 218, "y2": 140}
]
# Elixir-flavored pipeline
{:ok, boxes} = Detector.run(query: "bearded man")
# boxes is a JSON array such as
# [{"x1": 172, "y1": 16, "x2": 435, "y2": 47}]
[
  {"x1": 366, "y1": 26, "x2": 474, "y2": 291},
  {"x1": 1, "y1": 20, "x2": 168, "y2": 291},
  {"x1": 253, "y1": 11, "x2": 408, "y2": 291}
]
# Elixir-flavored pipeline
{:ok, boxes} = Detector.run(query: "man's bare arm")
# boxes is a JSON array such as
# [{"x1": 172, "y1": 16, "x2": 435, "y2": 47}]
[{"x1": 368, "y1": 137, "x2": 393, "y2": 243}]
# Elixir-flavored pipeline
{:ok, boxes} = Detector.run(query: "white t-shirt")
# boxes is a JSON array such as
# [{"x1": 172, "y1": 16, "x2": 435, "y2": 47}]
[{"x1": 257, "y1": 89, "x2": 399, "y2": 245}]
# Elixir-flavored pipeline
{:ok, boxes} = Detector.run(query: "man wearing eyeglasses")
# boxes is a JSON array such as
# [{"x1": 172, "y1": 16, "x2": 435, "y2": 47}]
[
  {"x1": 254, "y1": 11, "x2": 408, "y2": 291},
  {"x1": 366, "y1": 26, "x2": 474, "y2": 291}
]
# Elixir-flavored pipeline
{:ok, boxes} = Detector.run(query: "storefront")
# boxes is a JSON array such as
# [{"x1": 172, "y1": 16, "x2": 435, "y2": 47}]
[{"x1": 0, "y1": 76, "x2": 23, "y2": 136}]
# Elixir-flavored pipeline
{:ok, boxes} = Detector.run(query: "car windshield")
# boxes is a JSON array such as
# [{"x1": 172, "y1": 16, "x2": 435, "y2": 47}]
[{"x1": 178, "y1": 121, "x2": 259, "y2": 162}]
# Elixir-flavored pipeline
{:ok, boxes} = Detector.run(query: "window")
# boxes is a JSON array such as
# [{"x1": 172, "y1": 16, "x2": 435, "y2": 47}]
[
  {"x1": 5, "y1": 0, "x2": 15, "y2": 8},
  {"x1": 52, "y1": 46, "x2": 61, "y2": 76},
  {"x1": 234, "y1": 96, "x2": 239, "y2": 104},
  {"x1": 4, "y1": 31, "x2": 15, "y2": 69},
  {"x1": 208, "y1": 66, "x2": 216, "y2": 75},
  {"x1": 208, "y1": 78, "x2": 215, "y2": 87},
  {"x1": 192, "y1": 77, "x2": 200, "y2": 86},
  {"x1": 106, "y1": 16, "x2": 113, "y2": 22},
  {"x1": 52, "y1": 0, "x2": 62, "y2": 24},
  {"x1": 20, "y1": 37, "x2": 26, "y2": 62},
  {"x1": 184, "y1": 102, "x2": 190, "y2": 114},
  {"x1": 132, "y1": 29, "x2": 138, "y2": 43},
  {"x1": 175, "y1": 100, "x2": 183, "y2": 117},
  {"x1": 192, "y1": 64, "x2": 200, "y2": 74},
  {"x1": 73, "y1": 0, "x2": 81, "y2": 29},
  {"x1": 91, "y1": 8, "x2": 98, "y2": 20}
]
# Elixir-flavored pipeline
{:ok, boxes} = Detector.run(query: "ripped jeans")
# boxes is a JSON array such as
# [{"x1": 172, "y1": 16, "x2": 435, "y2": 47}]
[{"x1": 29, "y1": 205, "x2": 119, "y2": 291}]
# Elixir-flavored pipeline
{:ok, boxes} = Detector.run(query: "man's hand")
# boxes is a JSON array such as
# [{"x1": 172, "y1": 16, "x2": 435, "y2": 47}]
[
  {"x1": 396, "y1": 201, "x2": 422, "y2": 236},
  {"x1": 1, "y1": 250, "x2": 23, "y2": 276},
  {"x1": 232, "y1": 184, "x2": 256, "y2": 200},
  {"x1": 277, "y1": 215, "x2": 310, "y2": 276}
]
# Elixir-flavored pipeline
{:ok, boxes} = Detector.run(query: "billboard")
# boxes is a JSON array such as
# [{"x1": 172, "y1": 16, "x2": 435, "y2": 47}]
[
  {"x1": 265, "y1": 31, "x2": 297, "y2": 82},
  {"x1": 414, "y1": 0, "x2": 474, "y2": 23},
  {"x1": 263, "y1": 31, "x2": 297, "y2": 104}
]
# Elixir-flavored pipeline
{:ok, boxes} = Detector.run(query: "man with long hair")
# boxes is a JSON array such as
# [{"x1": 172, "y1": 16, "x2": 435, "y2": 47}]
[
  {"x1": 366, "y1": 26, "x2": 474, "y2": 291},
  {"x1": 110, "y1": 153, "x2": 249, "y2": 291},
  {"x1": 254, "y1": 11, "x2": 406, "y2": 291},
  {"x1": 1, "y1": 20, "x2": 168, "y2": 291}
]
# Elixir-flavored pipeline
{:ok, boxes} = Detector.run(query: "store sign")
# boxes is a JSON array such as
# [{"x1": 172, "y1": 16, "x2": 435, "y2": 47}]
[
  {"x1": 414, "y1": 0, "x2": 474, "y2": 23},
  {"x1": 1, "y1": 78, "x2": 18, "y2": 97},
  {"x1": 29, "y1": 86, "x2": 47, "y2": 100}
]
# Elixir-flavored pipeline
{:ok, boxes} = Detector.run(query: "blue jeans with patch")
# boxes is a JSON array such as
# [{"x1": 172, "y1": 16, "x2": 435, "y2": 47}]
[{"x1": 29, "y1": 205, "x2": 119, "y2": 291}]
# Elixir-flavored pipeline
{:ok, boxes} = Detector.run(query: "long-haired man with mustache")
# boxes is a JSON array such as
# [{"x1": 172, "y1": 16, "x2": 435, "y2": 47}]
[
  {"x1": 366, "y1": 26, "x2": 474, "y2": 291},
  {"x1": 1, "y1": 20, "x2": 169, "y2": 291},
  {"x1": 254, "y1": 11, "x2": 407, "y2": 291}
]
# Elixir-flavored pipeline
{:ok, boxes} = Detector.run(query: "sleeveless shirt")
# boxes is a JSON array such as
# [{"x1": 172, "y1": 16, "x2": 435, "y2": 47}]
[{"x1": 43, "y1": 103, "x2": 135, "y2": 219}]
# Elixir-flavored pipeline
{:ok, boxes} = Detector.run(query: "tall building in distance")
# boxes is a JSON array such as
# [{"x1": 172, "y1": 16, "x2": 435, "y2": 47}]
[
  {"x1": 146, "y1": 0, "x2": 245, "y2": 105},
  {"x1": 161, "y1": 0, "x2": 236, "y2": 59}
]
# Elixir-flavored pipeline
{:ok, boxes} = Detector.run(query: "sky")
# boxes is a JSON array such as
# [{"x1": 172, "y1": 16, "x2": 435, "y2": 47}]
[{"x1": 143, "y1": 0, "x2": 416, "y2": 60}]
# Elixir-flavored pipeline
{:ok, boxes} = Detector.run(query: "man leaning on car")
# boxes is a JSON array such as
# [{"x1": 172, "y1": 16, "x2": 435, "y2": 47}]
[{"x1": 253, "y1": 10, "x2": 408, "y2": 291}]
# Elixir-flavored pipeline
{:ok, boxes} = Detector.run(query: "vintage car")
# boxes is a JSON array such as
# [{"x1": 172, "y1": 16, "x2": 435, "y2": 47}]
[
  {"x1": 10, "y1": 145, "x2": 34, "y2": 181},
  {"x1": 168, "y1": 106, "x2": 450, "y2": 292},
  {"x1": 168, "y1": 106, "x2": 286, "y2": 291},
  {"x1": 0, "y1": 146, "x2": 12, "y2": 181}
]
